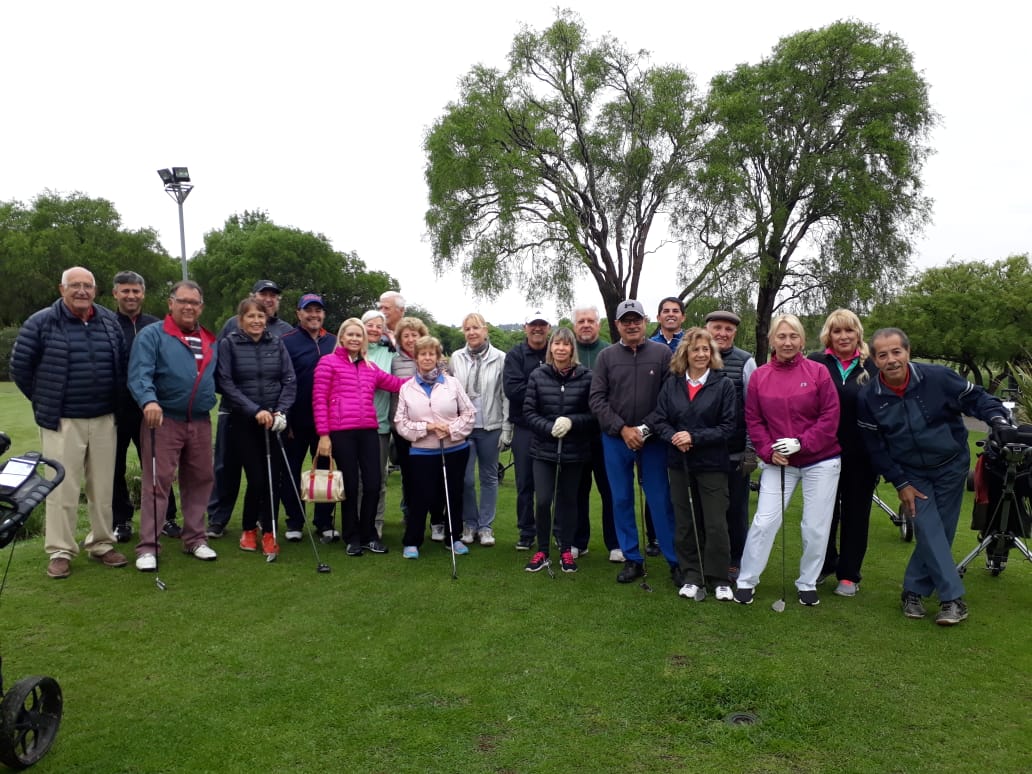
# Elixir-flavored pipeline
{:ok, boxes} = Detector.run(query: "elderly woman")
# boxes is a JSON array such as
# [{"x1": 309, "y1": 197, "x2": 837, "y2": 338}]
[
  {"x1": 448, "y1": 313, "x2": 509, "y2": 547},
  {"x1": 217, "y1": 298, "x2": 296, "y2": 559},
  {"x1": 394, "y1": 336, "x2": 476, "y2": 558},
  {"x1": 735, "y1": 313, "x2": 841, "y2": 607},
  {"x1": 391, "y1": 317, "x2": 433, "y2": 532},
  {"x1": 652, "y1": 328, "x2": 737, "y2": 601},
  {"x1": 314, "y1": 318, "x2": 403, "y2": 556},
  {"x1": 361, "y1": 309, "x2": 397, "y2": 539},
  {"x1": 808, "y1": 309, "x2": 878, "y2": 597},
  {"x1": 521, "y1": 327, "x2": 595, "y2": 574}
]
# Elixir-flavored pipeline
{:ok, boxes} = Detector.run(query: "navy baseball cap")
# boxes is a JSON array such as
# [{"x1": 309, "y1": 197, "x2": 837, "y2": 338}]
[
  {"x1": 252, "y1": 279, "x2": 282, "y2": 294},
  {"x1": 298, "y1": 293, "x2": 325, "y2": 309}
]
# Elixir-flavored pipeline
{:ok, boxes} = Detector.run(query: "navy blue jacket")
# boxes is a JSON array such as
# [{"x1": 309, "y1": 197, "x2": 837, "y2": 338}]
[
  {"x1": 217, "y1": 329, "x2": 297, "y2": 419},
  {"x1": 522, "y1": 363, "x2": 596, "y2": 463},
  {"x1": 652, "y1": 369, "x2": 737, "y2": 472},
  {"x1": 281, "y1": 326, "x2": 336, "y2": 430},
  {"x1": 503, "y1": 341, "x2": 548, "y2": 427}
]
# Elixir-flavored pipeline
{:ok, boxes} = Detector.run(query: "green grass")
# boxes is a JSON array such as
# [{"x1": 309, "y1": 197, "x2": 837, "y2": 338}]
[{"x1": 1, "y1": 381, "x2": 1031, "y2": 773}]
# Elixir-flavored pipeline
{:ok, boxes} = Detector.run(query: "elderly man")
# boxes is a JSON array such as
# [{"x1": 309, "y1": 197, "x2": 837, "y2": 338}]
[
  {"x1": 503, "y1": 309, "x2": 551, "y2": 550},
  {"x1": 589, "y1": 299, "x2": 677, "y2": 584},
  {"x1": 10, "y1": 266, "x2": 129, "y2": 578},
  {"x1": 704, "y1": 310, "x2": 757, "y2": 577},
  {"x1": 858, "y1": 328, "x2": 1008, "y2": 626},
  {"x1": 129, "y1": 280, "x2": 219, "y2": 570},
  {"x1": 110, "y1": 270, "x2": 179, "y2": 543},
  {"x1": 378, "y1": 290, "x2": 406, "y2": 345}
]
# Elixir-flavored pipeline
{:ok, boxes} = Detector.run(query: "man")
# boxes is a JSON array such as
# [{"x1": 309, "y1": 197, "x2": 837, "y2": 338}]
[
  {"x1": 110, "y1": 271, "x2": 179, "y2": 543},
  {"x1": 858, "y1": 328, "x2": 1008, "y2": 626},
  {"x1": 650, "y1": 297, "x2": 686, "y2": 351},
  {"x1": 378, "y1": 290, "x2": 406, "y2": 345},
  {"x1": 573, "y1": 304, "x2": 620, "y2": 562},
  {"x1": 280, "y1": 294, "x2": 340, "y2": 543},
  {"x1": 588, "y1": 299, "x2": 678, "y2": 583},
  {"x1": 206, "y1": 279, "x2": 293, "y2": 538},
  {"x1": 704, "y1": 310, "x2": 758, "y2": 577},
  {"x1": 129, "y1": 280, "x2": 219, "y2": 570},
  {"x1": 10, "y1": 266, "x2": 129, "y2": 578},
  {"x1": 503, "y1": 309, "x2": 551, "y2": 550}
]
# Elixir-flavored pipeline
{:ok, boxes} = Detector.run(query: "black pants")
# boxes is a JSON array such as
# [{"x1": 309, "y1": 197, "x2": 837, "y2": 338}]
[
  {"x1": 402, "y1": 447, "x2": 468, "y2": 548},
  {"x1": 113, "y1": 414, "x2": 176, "y2": 527},
  {"x1": 576, "y1": 435, "x2": 617, "y2": 551},
  {"x1": 670, "y1": 467, "x2": 731, "y2": 587},
  {"x1": 207, "y1": 410, "x2": 243, "y2": 530},
  {"x1": 231, "y1": 416, "x2": 284, "y2": 533},
  {"x1": 280, "y1": 423, "x2": 336, "y2": 533},
  {"x1": 534, "y1": 458, "x2": 584, "y2": 553},
  {"x1": 822, "y1": 455, "x2": 877, "y2": 583},
  {"x1": 726, "y1": 461, "x2": 751, "y2": 567},
  {"x1": 512, "y1": 425, "x2": 536, "y2": 541},
  {"x1": 329, "y1": 428, "x2": 381, "y2": 546}
]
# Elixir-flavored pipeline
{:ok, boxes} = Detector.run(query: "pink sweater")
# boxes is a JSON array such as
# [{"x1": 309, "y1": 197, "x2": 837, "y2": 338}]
[
  {"x1": 394, "y1": 374, "x2": 475, "y2": 451},
  {"x1": 313, "y1": 349, "x2": 404, "y2": 435}
]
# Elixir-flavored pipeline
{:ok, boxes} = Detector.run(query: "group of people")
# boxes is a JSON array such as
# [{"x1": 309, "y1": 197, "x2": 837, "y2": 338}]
[{"x1": 11, "y1": 267, "x2": 1009, "y2": 626}]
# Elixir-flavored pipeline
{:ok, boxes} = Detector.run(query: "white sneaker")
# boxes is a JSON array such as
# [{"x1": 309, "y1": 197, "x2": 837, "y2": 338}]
[
  {"x1": 430, "y1": 524, "x2": 445, "y2": 542},
  {"x1": 714, "y1": 585, "x2": 734, "y2": 601},
  {"x1": 189, "y1": 544, "x2": 217, "y2": 561},
  {"x1": 609, "y1": 548, "x2": 625, "y2": 563},
  {"x1": 478, "y1": 528, "x2": 495, "y2": 546},
  {"x1": 461, "y1": 526, "x2": 476, "y2": 544},
  {"x1": 284, "y1": 530, "x2": 303, "y2": 542},
  {"x1": 678, "y1": 583, "x2": 706, "y2": 601},
  {"x1": 135, "y1": 553, "x2": 157, "y2": 572}
]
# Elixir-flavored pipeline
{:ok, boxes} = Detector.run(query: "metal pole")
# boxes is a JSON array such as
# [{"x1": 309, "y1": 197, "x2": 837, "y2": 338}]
[{"x1": 177, "y1": 194, "x2": 188, "y2": 281}]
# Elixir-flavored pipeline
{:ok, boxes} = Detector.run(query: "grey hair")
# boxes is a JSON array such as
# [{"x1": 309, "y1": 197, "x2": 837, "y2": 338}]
[
  {"x1": 112, "y1": 270, "x2": 146, "y2": 290},
  {"x1": 169, "y1": 280, "x2": 203, "y2": 301},
  {"x1": 61, "y1": 266, "x2": 95, "y2": 286},
  {"x1": 379, "y1": 290, "x2": 406, "y2": 310},
  {"x1": 571, "y1": 304, "x2": 600, "y2": 321},
  {"x1": 361, "y1": 309, "x2": 386, "y2": 324}
]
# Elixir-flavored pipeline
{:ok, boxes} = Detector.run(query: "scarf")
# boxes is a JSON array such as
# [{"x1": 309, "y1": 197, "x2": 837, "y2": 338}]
[{"x1": 465, "y1": 340, "x2": 490, "y2": 397}]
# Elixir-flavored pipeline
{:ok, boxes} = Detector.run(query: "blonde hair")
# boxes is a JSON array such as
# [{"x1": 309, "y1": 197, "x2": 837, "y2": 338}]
[
  {"x1": 395, "y1": 316, "x2": 429, "y2": 342},
  {"x1": 336, "y1": 317, "x2": 369, "y2": 359},
  {"x1": 670, "y1": 327, "x2": 723, "y2": 376},
  {"x1": 462, "y1": 312, "x2": 487, "y2": 329},
  {"x1": 413, "y1": 335, "x2": 443, "y2": 359},
  {"x1": 820, "y1": 308, "x2": 871, "y2": 384},
  {"x1": 768, "y1": 314, "x2": 806, "y2": 350},
  {"x1": 545, "y1": 327, "x2": 580, "y2": 367}
]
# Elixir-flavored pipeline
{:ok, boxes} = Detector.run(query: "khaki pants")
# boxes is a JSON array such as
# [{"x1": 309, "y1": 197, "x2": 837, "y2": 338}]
[{"x1": 41, "y1": 415, "x2": 117, "y2": 560}]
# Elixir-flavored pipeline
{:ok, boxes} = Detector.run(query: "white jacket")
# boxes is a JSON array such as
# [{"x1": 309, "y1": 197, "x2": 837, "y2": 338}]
[{"x1": 448, "y1": 344, "x2": 510, "y2": 432}]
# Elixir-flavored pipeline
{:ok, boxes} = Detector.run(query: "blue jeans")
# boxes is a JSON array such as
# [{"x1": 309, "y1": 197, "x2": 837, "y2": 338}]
[
  {"x1": 463, "y1": 427, "x2": 501, "y2": 530},
  {"x1": 903, "y1": 454, "x2": 969, "y2": 601},
  {"x1": 600, "y1": 434, "x2": 676, "y2": 565}
]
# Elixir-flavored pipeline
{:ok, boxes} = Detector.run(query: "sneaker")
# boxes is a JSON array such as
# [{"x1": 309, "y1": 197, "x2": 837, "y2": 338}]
[
  {"x1": 525, "y1": 551, "x2": 550, "y2": 572},
  {"x1": 616, "y1": 560, "x2": 644, "y2": 583},
  {"x1": 901, "y1": 591, "x2": 926, "y2": 619},
  {"x1": 135, "y1": 553, "x2": 157, "y2": 572},
  {"x1": 363, "y1": 540, "x2": 389, "y2": 554},
  {"x1": 560, "y1": 550, "x2": 577, "y2": 573},
  {"x1": 645, "y1": 541, "x2": 661, "y2": 557},
  {"x1": 430, "y1": 524, "x2": 446, "y2": 542},
  {"x1": 46, "y1": 557, "x2": 71, "y2": 579},
  {"x1": 515, "y1": 536, "x2": 534, "y2": 551},
  {"x1": 478, "y1": 528, "x2": 495, "y2": 546},
  {"x1": 205, "y1": 523, "x2": 225, "y2": 539},
  {"x1": 285, "y1": 530, "x2": 303, "y2": 543},
  {"x1": 403, "y1": 546, "x2": 419, "y2": 559},
  {"x1": 320, "y1": 529, "x2": 341, "y2": 544},
  {"x1": 678, "y1": 583, "x2": 705, "y2": 601},
  {"x1": 346, "y1": 543, "x2": 364, "y2": 556},
  {"x1": 608, "y1": 548, "x2": 625, "y2": 563},
  {"x1": 461, "y1": 526, "x2": 476, "y2": 544},
  {"x1": 188, "y1": 544, "x2": 217, "y2": 561},
  {"x1": 834, "y1": 579, "x2": 858, "y2": 597},
  {"x1": 239, "y1": 529, "x2": 258, "y2": 552},
  {"x1": 798, "y1": 589, "x2": 820, "y2": 606},
  {"x1": 161, "y1": 520, "x2": 182, "y2": 539},
  {"x1": 90, "y1": 550, "x2": 128, "y2": 568},
  {"x1": 114, "y1": 522, "x2": 133, "y2": 543},
  {"x1": 262, "y1": 532, "x2": 279, "y2": 557},
  {"x1": 935, "y1": 598, "x2": 969, "y2": 626},
  {"x1": 715, "y1": 585, "x2": 734, "y2": 601},
  {"x1": 452, "y1": 540, "x2": 470, "y2": 556},
  {"x1": 733, "y1": 586, "x2": 755, "y2": 605}
]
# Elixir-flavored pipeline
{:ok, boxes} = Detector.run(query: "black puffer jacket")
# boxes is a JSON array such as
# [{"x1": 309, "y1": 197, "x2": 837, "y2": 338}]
[
  {"x1": 522, "y1": 363, "x2": 596, "y2": 463},
  {"x1": 651, "y1": 368, "x2": 737, "y2": 472},
  {"x1": 216, "y1": 329, "x2": 297, "y2": 418}
]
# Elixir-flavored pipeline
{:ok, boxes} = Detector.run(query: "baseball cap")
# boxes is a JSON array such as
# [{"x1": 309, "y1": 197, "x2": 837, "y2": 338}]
[
  {"x1": 525, "y1": 310, "x2": 551, "y2": 325},
  {"x1": 298, "y1": 293, "x2": 325, "y2": 309},
  {"x1": 615, "y1": 299, "x2": 645, "y2": 320},
  {"x1": 252, "y1": 279, "x2": 282, "y2": 294},
  {"x1": 704, "y1": 310, "x2": 741, "y2": 326}
]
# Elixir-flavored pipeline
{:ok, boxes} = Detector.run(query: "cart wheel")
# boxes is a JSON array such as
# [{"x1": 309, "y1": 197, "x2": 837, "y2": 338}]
[
  {"x1": 897, "y1": 507, "x2": 914, "y2": 542},
  {"x1": 957, "y1": 565, "x2": 967, "y2": 577},
  {"x1": 0, "y1": 675, "x2": 62, "y2": 770},
  {"x1": 966, "y1": 470, "x2": 975, "y2": 492}
]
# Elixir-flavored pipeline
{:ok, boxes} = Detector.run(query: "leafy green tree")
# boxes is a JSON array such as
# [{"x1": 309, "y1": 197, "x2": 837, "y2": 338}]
[
  {"x1": 189, "y1": 211, "x2": 397, "y2": 331},
  {"x1": 689, "y1": 20, "x2": 935, "y2": 361},
  {"x1": 424, "y1": 9, "x2": 707, "y2": 339}
]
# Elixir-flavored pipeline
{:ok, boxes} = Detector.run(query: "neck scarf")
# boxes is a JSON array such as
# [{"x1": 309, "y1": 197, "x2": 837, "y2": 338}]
[{"x1": 465, "y1": 340, "x2": 490, "y2": 397}]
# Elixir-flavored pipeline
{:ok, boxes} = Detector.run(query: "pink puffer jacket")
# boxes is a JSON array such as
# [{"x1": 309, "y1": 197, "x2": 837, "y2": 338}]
[{"x1": 313, "y1": 349, "x2": 404, "y2": 435}]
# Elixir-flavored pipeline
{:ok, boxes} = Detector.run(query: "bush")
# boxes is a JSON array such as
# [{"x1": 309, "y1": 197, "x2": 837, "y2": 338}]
[{"x1": 0, "y1": 326, "x2": 18, "y2": 381}]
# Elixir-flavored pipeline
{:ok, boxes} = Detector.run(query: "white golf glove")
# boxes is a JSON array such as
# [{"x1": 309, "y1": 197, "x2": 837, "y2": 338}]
[
  {"x1": 772, "y1": 437, "x2": 800, "y2": 456},
  {"x1": 271, "y1": 412, "x2": 288, "y2": 434},
  {"x1": 498, "y1": 427, "x2": 513, "y2": 451},
  {"x1": 551, "y1": 417, "x2": 572, "y2": 438}
]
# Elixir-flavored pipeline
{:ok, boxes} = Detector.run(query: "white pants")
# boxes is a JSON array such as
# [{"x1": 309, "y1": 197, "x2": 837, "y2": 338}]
[{"x1": 737, "y1": 457, "x2": 840, "y2": 592}]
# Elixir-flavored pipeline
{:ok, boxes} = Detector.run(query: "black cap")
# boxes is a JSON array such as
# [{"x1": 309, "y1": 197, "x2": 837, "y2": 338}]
[
  {"x1": 252, "y1": 280, "x2": 282, "y2": 294},
  {"x1": 704, "y1": 310, "x2": 741, "y2": 326}
]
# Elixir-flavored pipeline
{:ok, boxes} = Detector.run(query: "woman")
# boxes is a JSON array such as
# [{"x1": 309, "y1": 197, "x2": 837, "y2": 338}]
[
  {"x1": 217, "y1": 298, "x2": 297, "y2": 558},
  {"x1": 394, "y1": 336, "x2": 476, "y2": 559},
  {"x1": 652, "y1": 328, "x2": 737, "y2": 601},
  {"x1": 361, "y1": 309, "x2": 397, "y2": 539},
  {"x1": 735, "y1": 314, "x2": 841, "y2": 607},
  {"x1": 521, "y1": 327, "x2": 595, "y2": 573},
  {"x1": 448, "y1": 313, "x2": 509, "y2": 547},
  {"x1": 313, "y1": 318, "x2": 404, "y2": 556},
  {"x1": 390, "y1": 317, "x2": 434, "y2": 534},
  {"x1": 809, "y1": 309, "x2": 878, "y2": 597}
]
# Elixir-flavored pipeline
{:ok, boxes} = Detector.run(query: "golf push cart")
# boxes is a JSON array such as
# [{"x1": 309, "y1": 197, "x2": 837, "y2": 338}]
[{"x1": 0, "y1": 431, "x2": 65, "y2": 770}]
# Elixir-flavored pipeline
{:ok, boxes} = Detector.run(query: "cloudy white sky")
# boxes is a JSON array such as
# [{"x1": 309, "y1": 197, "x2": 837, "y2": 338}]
[{"x1": 3, "y1": 1, "x2": 1028, "y2": 325}]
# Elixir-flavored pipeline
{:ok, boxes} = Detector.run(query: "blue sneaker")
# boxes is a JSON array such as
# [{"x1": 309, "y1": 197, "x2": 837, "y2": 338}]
[
  {"x1": 452, "y1": 541, "x2": 470, "y2": 556},
  {"x1": 403, "y1": 546, "x2": 419, "y2": 559}
]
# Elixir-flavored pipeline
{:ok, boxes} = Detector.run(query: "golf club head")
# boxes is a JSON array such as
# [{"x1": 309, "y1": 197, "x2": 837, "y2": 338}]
[
  {"x1": 640, "y1": 580, "x2": 653, "y2": 593},
  {"x1": 316, "y1": 563, "x2": 331, "y2": 573},
  {"x1": 771, "y1": 598, "x2": 786, "y2": 613},
  {"x1": 266, "y1": 553, "x2": 277, "y2": 563},
  {"x1": 155, "y1": 577, "x2": 167, "y2": 591}
]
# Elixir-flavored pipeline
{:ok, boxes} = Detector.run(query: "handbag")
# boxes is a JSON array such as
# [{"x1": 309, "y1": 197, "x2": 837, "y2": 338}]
[{"x1": 301, "y1": 454, "x2": 345, "y2": 503}]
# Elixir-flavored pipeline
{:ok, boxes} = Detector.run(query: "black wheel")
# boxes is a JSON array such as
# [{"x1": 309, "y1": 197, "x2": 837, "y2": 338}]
[
  {"x1": 497, "y1": 462, "x2": 505, "y2": 482},
  {"x1": 966, "y1": 470, "x2": 975, "y2": 492},
  {"x1": 897, "y1": 507, "x2": 914, "y2": 542},
  {"x1": 0, "y1": 675, "x2": 62, "y2": 770},
  {"x1": 958, "y1": 565, "x2": 967, "y2": 577}
]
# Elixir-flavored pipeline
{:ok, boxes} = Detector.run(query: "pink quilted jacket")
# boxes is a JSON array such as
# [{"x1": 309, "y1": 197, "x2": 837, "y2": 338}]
[{"x1": 313, "y1": 349, "x2": 405, "y2": 435}]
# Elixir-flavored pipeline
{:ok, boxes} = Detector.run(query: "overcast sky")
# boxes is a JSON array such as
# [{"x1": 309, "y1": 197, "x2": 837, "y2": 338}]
[{"x1": 4, "y1": 1, "x2": 1028, "y2": 325}]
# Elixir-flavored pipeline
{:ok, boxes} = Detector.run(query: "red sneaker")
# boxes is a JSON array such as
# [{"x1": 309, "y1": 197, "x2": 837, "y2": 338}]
[
  {"x1": 239, "y1": 529, "x2": 258, "y2": 552},
  {"x1": 262, "y1": 531, "x2": 279, "y2": 557}
]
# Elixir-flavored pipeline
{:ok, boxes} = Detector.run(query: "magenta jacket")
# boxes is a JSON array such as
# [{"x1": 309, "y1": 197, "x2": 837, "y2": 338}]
[
  {"x1": 394, "y1": 374, "x2": 476, "y2": 451},
  {"x1": 313, "y1": 349, "x2": 404, "y2": 435},
  {"x1": 745, "y1": 352, "x2": 841, "y2": 467}
]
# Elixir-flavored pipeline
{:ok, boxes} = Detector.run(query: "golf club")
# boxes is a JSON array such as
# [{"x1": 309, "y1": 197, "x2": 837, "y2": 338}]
[
  {"x1": 636, "y1": 459, "x2": 653, "y2": 592},
  {"x1": 682, "y1": 455, "x2": 705, "y2": 601},
  {"x1": 771, "y1": 465, "x2": 787, "y2": 613},
  {"x1": 274, "y1": 434, "x2": 330, "y2": 573},
  {"x1": 439, "y1": 438, "x2": 458, "y2": 580},
  {"x1": 150, "y1": 428, "x2": 166, "y2": 591},
  {"x1": 545, "y1": 437, "x2": 563, "y2": 580},
  {"x1": 264, "y1": 428, "x2": 278, "y2": 564}
]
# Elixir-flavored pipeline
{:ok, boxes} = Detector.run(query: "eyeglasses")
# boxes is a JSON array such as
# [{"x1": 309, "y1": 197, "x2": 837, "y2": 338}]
[
  {"x1": 171, "y1": 298, "x2": 202, "y2": 308},
  {"x1": 64, "y1": 282, "x2": 95, "y2": 291}
]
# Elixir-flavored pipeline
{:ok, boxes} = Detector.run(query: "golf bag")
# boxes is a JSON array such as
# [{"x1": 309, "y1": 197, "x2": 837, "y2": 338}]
[{"x1": 970, "y1": 423, "x2": 1032, "y2": 538}]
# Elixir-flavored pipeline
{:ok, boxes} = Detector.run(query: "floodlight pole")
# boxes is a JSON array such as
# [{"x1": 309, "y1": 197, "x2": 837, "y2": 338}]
[{"x1": 164, "y1": 184, "x2": 193, "y2": 281}]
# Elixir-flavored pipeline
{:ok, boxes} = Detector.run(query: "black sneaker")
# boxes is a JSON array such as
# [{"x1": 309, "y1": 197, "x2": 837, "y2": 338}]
[
  {"x1": 559, "y1": 550, "x2": 577, "y2": 573},
  {"x1": 733, "y1": 586, "x2": 755, "y2": 605},
  {"x1": 162, "y1": 520, "x2": 182, "y2": 539},
  {"x1": 901, "y1": 591, "x2": 926, "y2": 619},
  {"x1": 346, "y1": 543, "x2": 364, "y2": 557},
  {"x1": 798, "y1": 589, "x2": 820, "y2": 606},
  {"x1": 935, "y1": 598, "x2": 969, "y2": 626},
  {"x1": 205, "y1": 523, "x2": 225, "y2": 539},
  {"x1": 525, "y1": 551, "x2": 550, "y2": 573},
  {"x1": 113, "y1": 522, "x2": 133, "y2": 543},
  {"x1": 363, "y1": 540, "x2": 389, "y2": 554},
  {"x1": 645, "y1": 541, "x2": 661, "y2": 557},
  {"x1": 616, "y1": 560, "x2": 644, "y2": 583},
  {"x1": 515, "y1": 536, "x2": 534, "y2": 551}
]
